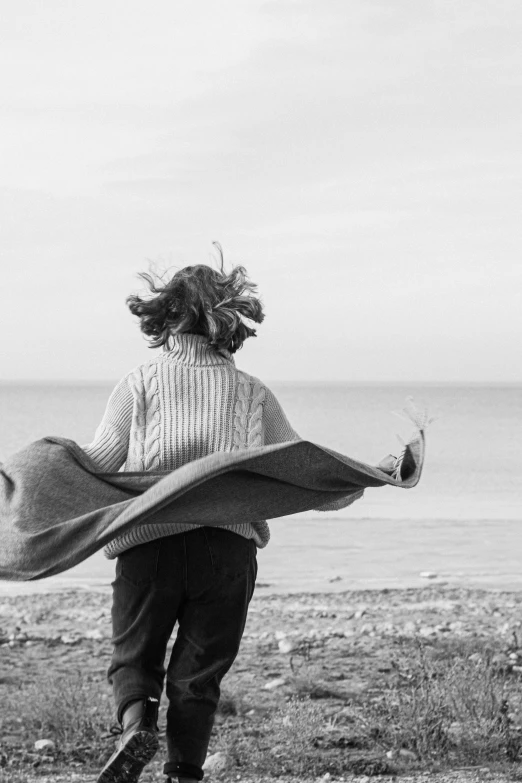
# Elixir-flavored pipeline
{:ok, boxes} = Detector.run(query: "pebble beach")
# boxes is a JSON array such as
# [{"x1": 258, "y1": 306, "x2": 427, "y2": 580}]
[{"x1": 2, "y1": 584, "x2": 522, "y2": 782}]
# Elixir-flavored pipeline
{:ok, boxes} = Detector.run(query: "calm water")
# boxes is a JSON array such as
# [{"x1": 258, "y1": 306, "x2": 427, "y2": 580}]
[{"x1": 1, "y1": 382, "x2": 521, "y2": 594}]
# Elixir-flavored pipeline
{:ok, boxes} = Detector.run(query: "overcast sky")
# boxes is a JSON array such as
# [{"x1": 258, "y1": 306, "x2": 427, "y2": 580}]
[{"x1": 1, "y1": 0, "x2": 520, "y2": 383}]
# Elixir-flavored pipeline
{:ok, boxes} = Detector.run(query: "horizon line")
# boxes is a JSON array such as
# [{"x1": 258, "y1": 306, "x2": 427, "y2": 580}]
[{"x1": 0, "y1": 379, "x2": 521, "y2": 387}]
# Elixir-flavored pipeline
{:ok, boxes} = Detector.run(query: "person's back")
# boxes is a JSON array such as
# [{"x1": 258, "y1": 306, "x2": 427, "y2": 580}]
[
  {"x1": 83, "y1": 265, "x2": 299, "y2": 560},
  {"x1": 86, "y1": 334, "x2": 296, "y2": 475}
]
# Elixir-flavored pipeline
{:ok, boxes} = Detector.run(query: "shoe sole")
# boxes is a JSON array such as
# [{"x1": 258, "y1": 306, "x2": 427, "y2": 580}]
[{"x1": 97, "y1": 731, "x2": 159, "y2": 783}]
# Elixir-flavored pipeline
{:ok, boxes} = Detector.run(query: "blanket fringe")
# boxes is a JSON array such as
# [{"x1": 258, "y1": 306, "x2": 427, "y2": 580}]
[{"x1": 391, "y1": 397, "x2": 434, "y2": 482}]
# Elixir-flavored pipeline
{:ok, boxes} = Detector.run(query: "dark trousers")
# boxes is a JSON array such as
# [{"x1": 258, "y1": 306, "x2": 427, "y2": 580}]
[{"x1": 108, "y1": 527, "x2": 257, "y2": 772}]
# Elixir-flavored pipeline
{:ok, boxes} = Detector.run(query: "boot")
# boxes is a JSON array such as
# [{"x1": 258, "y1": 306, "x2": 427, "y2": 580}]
[
  {"x1": 163, "y1": 760, "x2": 203, "y2": 781},
  {"x1": 165, "y1": 778, "x2": 200, "y2": 783},
  {"x1": 97, "y1": 696, "x2": 159, "y2": 783}
]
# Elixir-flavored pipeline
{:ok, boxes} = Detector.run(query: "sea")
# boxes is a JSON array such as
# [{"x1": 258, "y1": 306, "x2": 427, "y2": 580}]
[{"x1": 0, "y1": 382, "x2": 521, "y2": 595}]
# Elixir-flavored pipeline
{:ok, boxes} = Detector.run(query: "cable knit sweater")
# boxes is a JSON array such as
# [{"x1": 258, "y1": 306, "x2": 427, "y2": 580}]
[{"x1": 82, "y1": 333, "x2": 303, "y2": 558}]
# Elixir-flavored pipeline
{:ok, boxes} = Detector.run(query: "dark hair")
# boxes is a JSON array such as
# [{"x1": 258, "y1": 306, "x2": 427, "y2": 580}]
[{"x1": 126, "y1": 244, "x2": 265, "y2": 354}]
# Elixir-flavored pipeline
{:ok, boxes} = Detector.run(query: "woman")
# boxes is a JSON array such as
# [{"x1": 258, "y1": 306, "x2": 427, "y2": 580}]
[{"x1": 84, "y1": 247, "x2": 352, "y2": 783}]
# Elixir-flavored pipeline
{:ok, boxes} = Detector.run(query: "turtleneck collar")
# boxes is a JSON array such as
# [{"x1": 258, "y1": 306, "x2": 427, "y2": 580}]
[{"x1": 162, "y1": 333, "x2": 235, "y2": 367}]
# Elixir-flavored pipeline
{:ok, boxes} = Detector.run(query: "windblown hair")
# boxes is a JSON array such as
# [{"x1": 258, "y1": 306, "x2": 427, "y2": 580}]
[{"x1": 126, "y1": 244, "x2": 265, "y2": 354}]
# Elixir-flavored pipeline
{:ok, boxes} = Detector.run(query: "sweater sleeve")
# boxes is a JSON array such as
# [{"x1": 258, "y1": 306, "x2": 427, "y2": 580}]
[
  {"x1": 81, "y1": 375, "x2": 134, "y2": 471},
  {"x1": 263, "y1": 387, "x2": 301, "y2": 445},
  {"x1": 263, "y1": 386, "x2": 363, "y2": 513}
]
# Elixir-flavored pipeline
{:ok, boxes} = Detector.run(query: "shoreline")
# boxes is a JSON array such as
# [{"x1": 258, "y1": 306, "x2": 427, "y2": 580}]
[{"x1": 3, "y1": 572, "x2": 522, "y2": 598}]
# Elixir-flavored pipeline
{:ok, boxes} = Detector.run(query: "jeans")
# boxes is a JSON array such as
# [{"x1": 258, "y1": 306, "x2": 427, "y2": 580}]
[{"x1": 108, "y1": 527, "x2": 257, "y2": 775}]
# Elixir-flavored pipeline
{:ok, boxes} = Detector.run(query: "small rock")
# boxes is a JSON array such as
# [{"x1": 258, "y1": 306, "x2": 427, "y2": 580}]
[
  {"x1": 34, "y1": 739, "x2": 55, "y2": 754},
  {"x1": 398, "y1": 748, "x2": 418, "y2": 760},
  {"x1": 282, "y1": 715, "x2": 292, "y2": 726},
  {"x1": 387, "y1": 748, "x2": 417, "y2": 761},
  {"x1": 83, "y1": 629, "x2": 103, "y2": 640},
  {"x1": 447, "y1": 721, "x2": 464, "y2": 740},
  {"x1": 15, "y1": 633, "x2": 28, "y2": 642},
  {"x1": 317, "y1": 774, "x2": 331, "y2": 782},
  {"x1": 418, "y1": 626, "x2": 437, "y2": 637},
  {"x1": 419, "y1": 571, "x2": 438, "y2": 579},
  {"x1": 468, "y1": 653, "x2": 482, "y2": 663},
  {"x1": 278, "y1": 639, "x2": 297, "y2": 654},
  {"x1": 274, "y1": 631, "x2": 287, "y2": 641},
  {"x1": 512, "y1": 665, "x2": 522, "y2": 673},
  {"x1": 203, "y1": 751, "x2": 227, "y2": 773},
  {"x1": 354, "y1": 609, "x2": 366, "y2": 619},
  {"x1": 328, "y1": 576, "x2": 342, "y2": 583},
  {"x1": 60, "y1": 635, "x2": 79, "y2": 645},
  {"x1": 324, "y1": 636, "x2": 341, "y2": 647},
  {"x1": 263, "y1": 677, "x2": 287, "y2": 690}
]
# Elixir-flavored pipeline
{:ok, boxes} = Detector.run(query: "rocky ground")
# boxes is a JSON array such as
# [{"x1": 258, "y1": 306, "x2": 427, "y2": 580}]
[
  {"x1": 2, "y1": 584, "x2": 522, "y2": 782},
  {"x1": 2, "y1": 772, "x2": 519, "y2": 783}
]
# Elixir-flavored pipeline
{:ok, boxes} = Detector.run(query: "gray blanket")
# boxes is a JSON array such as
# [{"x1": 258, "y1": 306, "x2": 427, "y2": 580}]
[{"x1": 0, "y1": 433, "x2": 424, "y2": 581}]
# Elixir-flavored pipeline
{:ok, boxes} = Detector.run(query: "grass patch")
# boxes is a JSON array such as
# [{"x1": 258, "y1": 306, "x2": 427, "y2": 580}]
[
  {"x1": 3, "y1": 632, "x2": 522, "y2": 779},
  {"x1": 210, "y1": 637, "x2": 522, "y2": 779},
  {"x1": 346, "y1": 639, "x2": 522, "y2": 766},
  {"x1": 0, "y1": 671, "x2": 114, "y2": 767},
  {"x1": 214, "y1": 694, "x2": 396, "y2": 778}
]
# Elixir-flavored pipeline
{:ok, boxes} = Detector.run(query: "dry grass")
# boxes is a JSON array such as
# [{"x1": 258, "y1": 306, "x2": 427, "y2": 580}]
[
  {"x1": 3, "y1": 636, "x2": 522, "y2": 779},
  {"x1": 209, "y1": 637, "x2": 522, "y2": 779},
  {"x1": 348, "y1": 640, "x2": 522, "y2": 765},
  {"x1": 0, "y1": 671, "x2": 114, "y2": 766}
]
